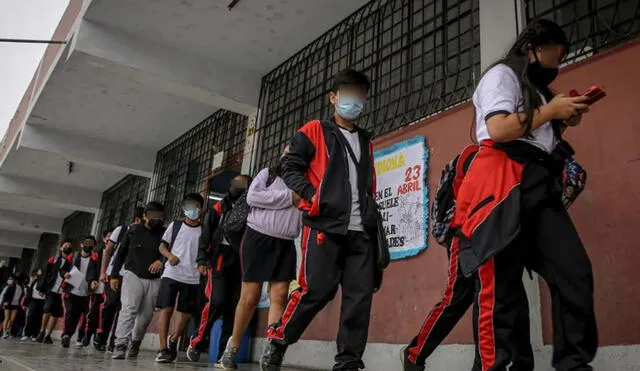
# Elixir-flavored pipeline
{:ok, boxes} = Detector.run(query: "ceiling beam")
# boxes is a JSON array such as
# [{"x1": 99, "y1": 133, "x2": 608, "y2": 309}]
[
  {"x1": 0, "y1": 231, "x2": 41, "y2": 250},
  {"x1": 0, "y1": 209, "x2": 61, "y2": 234},
  {"x1": 0, "y1": 246, "x2": 25, "y2": 258}
]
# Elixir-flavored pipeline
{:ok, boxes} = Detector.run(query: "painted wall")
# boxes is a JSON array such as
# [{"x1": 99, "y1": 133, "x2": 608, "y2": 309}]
[{"x1": 253, "y1": 40, "x2": 640, "y2": 348}]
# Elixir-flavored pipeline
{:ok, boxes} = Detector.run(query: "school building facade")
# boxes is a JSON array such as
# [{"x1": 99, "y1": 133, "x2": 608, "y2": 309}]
[{"x1": 0, "y1": 0, "x2": 639, "y2": 369}]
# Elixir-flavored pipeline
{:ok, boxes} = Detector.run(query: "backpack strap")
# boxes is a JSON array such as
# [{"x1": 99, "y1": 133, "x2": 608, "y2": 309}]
[{"x1": 168, "y1": 220, "x2": 183, "y2": 251}]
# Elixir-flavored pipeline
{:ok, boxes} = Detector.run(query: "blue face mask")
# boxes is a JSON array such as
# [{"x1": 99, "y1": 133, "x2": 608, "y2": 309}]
[
  {"x1": 184, "y1": 208, "x2": 200, "y2": 220},
  {"x1": 335, "y1": 95, "x2": 364, "y2": 120}
]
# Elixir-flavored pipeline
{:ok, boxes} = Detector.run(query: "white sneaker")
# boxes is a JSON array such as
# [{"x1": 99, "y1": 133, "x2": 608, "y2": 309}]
[{"x1": 20, "y1": 336, "x2": 30, "y2": 341}]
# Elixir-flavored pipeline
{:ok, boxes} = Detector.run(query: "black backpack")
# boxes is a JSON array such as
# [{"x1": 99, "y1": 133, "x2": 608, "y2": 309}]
[{"x1": 221, "y1": 191, "x2": 251, "y2": 250}]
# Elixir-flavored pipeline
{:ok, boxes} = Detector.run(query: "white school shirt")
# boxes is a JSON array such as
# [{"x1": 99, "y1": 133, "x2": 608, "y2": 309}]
[
  {"x1": 339, "y1": 127, "x2": 364, "y2": 231},
  {"x1": 69, "y1": 256, "x2": 91, "y2": 297},
  {"x1": 161, "y1": 222, "x2": 201, "y2": 285},
  {"x1": 473, "y1": 64, "x2": 556, "y2": 153},
  {"x1": 107, "y1": 226, "x2": 126, "y2": 276}
]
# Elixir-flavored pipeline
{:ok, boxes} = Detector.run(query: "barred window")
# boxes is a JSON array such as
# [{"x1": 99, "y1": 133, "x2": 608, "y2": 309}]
[
  {"x1": 525, "y1": 0, "x2": 640, "y2": 65},
  {"x1": 95, "y1": 175, "x2": 150, "y2": 235},
  {"x1": 61, "y1": 211, "x2": 95, "y2": 250},
  {"x1": 150, "y1": 110, "x2": 247, "y2": 219},
  {"x1": 255, "y1": 0, "x2": 480, "y2": 170}
]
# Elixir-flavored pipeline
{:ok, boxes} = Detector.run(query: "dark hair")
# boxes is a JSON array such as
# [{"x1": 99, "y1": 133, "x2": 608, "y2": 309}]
[
  {"x1": 102, "y1": 229, "x2": 112, "y2": 238},
  {"x1": 184, "y1": 193, "x2": 205, "y2": 207},
  {"x1": 60, "y1": 239, "x2": 72, "y2": 246},
  {"x1": 144, "y1": 201, "x2": 165, "y2": 214},
  {"x1": 83, "y1": 235, "x2": 96, "y2": 243},
  {"x1": 232, "y1": 174, "x2": 252, "y2": 187},
  {"x1": 133, "y1": 206, "x2": 145, "y2": 221},
  {"x1": 490, "y1": 18, "x2": 568, "y2": 135},
  {"x1": 330, "y1": 69, "x2": 370, "y2": 93}
]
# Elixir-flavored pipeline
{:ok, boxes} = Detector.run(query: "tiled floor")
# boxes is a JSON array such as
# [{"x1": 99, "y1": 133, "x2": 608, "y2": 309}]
[{"x1": 0, "y1": 338, "x2": 310, "y2": 371}]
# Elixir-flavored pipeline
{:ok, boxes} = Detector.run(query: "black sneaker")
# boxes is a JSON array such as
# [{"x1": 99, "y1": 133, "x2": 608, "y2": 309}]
[
  {"x1": 260, "y1": 340, "x2": 286, "y2": 371},
  {"x1": 155, "y1": 349, "x2": 174, "y2": 363},
  {"x1": 82, "y1": 333, "x2": 91, "y2": 347},
  {"x1": 93, "y1": 333, "x2": 105, "y2": 352},
  {"x1": 44, "y1": 335, "x2": 53, "y2": 344},
  {"x1": 35, "y1": 331, "x2": 45, "y2": 343},
  {"x1": 127, "y1": 340, "x2": 142, "y2": 359},
  {"x1": 402, "y1": 347, "x2": 425, "y2": 371},
  {"x1": 112, "y1": 344, "x2": 127, "y2": 360},
  {"x1": 220, "y1": 337, "x2": 239, "y2": 369},
  {"x1": 61, "y1": 335, "x2": 71, "y2": 348},
  {"x1": 167, "y1": 336, "x2": 179, "y2": 361},
  {"x1": 186, "y1": 343, "x2": 200, "y2": 362}
]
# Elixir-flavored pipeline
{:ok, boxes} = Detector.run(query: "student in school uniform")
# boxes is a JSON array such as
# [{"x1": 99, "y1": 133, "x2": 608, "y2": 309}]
[
  {"x1": 155, "y1": 193, "x2": 205, "y2": 363},
  {"x1": 1, "y1": 274, "x2": 24, "y2": 339},
  {"x1": 20, "y1": 271, "x2": 46, "y2": 341},
  {"x1": 36, "y1": 240, "x2": 74, "y2": 344},
  {"x1": 60, "y1": 236, "x2": 100, "y2": 348},
  {"x1": 78, "y1": 236, "x2": 103, "y2": 347}
]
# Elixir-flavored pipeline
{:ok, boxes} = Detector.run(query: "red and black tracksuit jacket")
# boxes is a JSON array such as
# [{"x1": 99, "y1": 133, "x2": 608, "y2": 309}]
[
  {"x1": 38, "y1": 253, "x2": 74, "y2": 294},
  {"x1": 281, "y1": 118, "x2": 378, "y2": 234}
]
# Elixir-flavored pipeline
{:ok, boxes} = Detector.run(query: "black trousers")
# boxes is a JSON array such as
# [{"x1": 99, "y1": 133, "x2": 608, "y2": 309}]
[
  {"x1": 406, "y1": 237, "x2": 534, "y2": 370},
  {"x1": 96, "y1": 279, "x2": 121, "y2": 346},
  {"x1": 475, "y1": 201, "x2": 597, "y2": 371},
  {"x1": 190, "y1": 253, "x2": 242, "y2": 357},
  {"x1": 24, "y1": 299, "x2": 45, "y2": 337},
  {"x1": 77, "y1": 294, "x2": 103, "y2": 340},
  {"x1": 63, "y1": 294, "x2": 89, "y2": 337},
  {"x1": 268, "y1": 228, "x2": 375, "y2": 371}
]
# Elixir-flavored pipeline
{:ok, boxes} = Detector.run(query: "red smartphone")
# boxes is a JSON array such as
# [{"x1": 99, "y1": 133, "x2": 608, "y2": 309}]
[{"x1": 569, "y1": 85, "x2": 606, "y2": 105}]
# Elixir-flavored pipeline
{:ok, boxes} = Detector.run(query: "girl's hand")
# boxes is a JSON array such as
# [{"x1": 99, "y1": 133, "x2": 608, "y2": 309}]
[
  {"x1": 564, "y1": 113, "x2": 583, "y2": 127},
  {"x1": 546, "y1": 94, "x2": 590, "y2": 120}
]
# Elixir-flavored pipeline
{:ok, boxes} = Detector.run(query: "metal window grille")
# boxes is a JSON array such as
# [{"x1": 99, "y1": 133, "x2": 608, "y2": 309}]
[
  {"x1": 150, "y1": 110, "x2": 247, "y2": 219},
  {"x1": 254, "y1": 0, "x2": 480, "y2": 170},
  {"x1": 61, "y1": 211, "x2": 95, "y2": 250},
  {"x1": 95, "y1": 175, "x2": 150, "y2": 235},
  {"x1": 525, "y1": 0, "x2": 640, "y2": 65}
]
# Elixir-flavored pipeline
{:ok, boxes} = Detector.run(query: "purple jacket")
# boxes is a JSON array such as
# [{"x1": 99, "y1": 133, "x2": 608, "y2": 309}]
[{"x1": 246, "y1": 168, "x2": 302, "y2": 240}]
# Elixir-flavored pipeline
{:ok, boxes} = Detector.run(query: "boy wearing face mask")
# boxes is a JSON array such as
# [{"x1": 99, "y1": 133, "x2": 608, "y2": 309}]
[
  {"x1": 155, "y1": 193, "x2": 205, "y2": 363},
  {"x1": 1, "y1": 274, "x2": 24, "y2": 339},
  {"x1": 110, "y1": 201, "x2": 166, "y2": 360},
  {"x1": 60, "y1": 236, "x2": 100, "y2": 348},
  {"x1": 187, "y1": 175, "x2": 252, "y2": 363},
  {"x1": 261, "y1": 69, "x2": 378, "y2": 371},
  {"x1": 77, "y1": 236, "x2": 103, "y2": 347},
  {"x1": 36, "y1": 240, "x2": 74, "y2": 344}
]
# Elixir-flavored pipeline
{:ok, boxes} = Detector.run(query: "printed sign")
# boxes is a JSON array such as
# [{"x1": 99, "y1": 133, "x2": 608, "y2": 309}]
[{"x1": 374, "y1": 136, "x2": 429, "y2": 259}]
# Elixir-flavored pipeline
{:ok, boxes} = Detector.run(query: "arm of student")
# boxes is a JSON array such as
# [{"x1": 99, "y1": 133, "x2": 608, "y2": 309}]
[
  {"x1": 246, "y1": 169, "x2": 293, "y2": 209},
  {"x1": 197, "y1": 210, "x2": 219, "y2": 266},
  {"x1": 281, "y1": 128, "x2": 317, "y2": 202},
  {"x1": 111, "y1": 229, "x2": 132, "y2": 275},
  {"x1": 100, "y1": 240, "x2": 115, "y2": 280}
]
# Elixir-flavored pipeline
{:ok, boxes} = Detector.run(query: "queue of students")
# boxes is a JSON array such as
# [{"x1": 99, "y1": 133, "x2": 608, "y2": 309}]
[{"x1": 0, "y1": 18, "x2": 597, "y2": 371}]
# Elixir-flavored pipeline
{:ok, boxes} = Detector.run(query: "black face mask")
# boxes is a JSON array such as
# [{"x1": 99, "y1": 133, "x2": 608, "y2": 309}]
[
  {"x1": 62, "y1": 247, "x2": 73, "y2": 255},
  {"x1": 228, "y1": 187, "x2": 245, "y2": 200},
  {"x1": 147, "y1": 219, "x2": 164, "y2": 230},
  {"x1": 527, "y1": 60, "x2": 558, "y2": 89},
  {"x1": 82, "y1": 246, "x2": 93, "y2": 254}
]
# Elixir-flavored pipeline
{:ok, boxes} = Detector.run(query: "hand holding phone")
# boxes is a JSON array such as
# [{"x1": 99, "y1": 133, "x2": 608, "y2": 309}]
[{"x1": 569, "y1": 86, "x2": 606, "y2": 106}]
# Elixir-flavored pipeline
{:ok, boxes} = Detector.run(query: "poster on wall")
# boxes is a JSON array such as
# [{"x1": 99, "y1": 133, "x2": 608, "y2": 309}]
[{"x1": 373, "y1": 135, "x2": 429, "y2": 259}]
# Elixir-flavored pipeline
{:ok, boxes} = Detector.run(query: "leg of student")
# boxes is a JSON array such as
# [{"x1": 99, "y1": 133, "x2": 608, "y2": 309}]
[
  {"x1": 3, "y1": 309, "x2": 9, "y2": 333},
  {"x1": 114, "y1": 271, "x2": 145, "y2": 347},
  {"x1": 156, "y1": 278, "x2": 179, "y2": 351},
  {"x1": 131, "y1": 277, "x2": 161, "y2": 343},
  {"x1": 510, "y1": 281, "x2": 534, "y2": 371},
  {"x1": 63, "y1": 295, "x2": 84, "y2": 338},
  {"x1": 40, "y1": 313, "x2": 51, "y2": 333},
  {"x1": 47, "y1": 316, "x2": 58, "y2": 335},
  {"x1": 77, "y1": 298, "x2": 89, "y2": 341},
  {"x1": 229, "y1": 281, "x2": 262, "y2": 348},
  {"x1": 267, "y1": 282, "x2": 290, "y2": 327},
  {"x1": 190, "y1": 264, "x2": 227, "y2": 352},
  {"x1": 158, "y1": 306, "x2": 173, "y2": 350},
  {"x1": 86, "y1": 294, "x2": 103, "y2": 340},
  {"x1": 474, "y1": 242, "x2": 526, "y2": 371},
  {"x1": 406, "y1": 237, "x2": 475, "y2": 366},
  {"x1": 528, "y1": 202, "x2": 597, "y2": 371},
  {"x1": 268, "y1": 228, "x2": 342, "y2": 346},
  {"x1": 334, "y1": 232, "x2": 375, "y2": 370},
  {"x1": 219, "y1": 259, "x2": 242, "y2": 357}
]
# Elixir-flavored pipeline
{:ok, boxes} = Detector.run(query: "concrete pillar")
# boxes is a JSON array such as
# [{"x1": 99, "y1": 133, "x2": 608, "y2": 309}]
[
  {"x1": 241, "y1": 114, "x2": 259, "y2": 175},
  {"x1": 32, "y1": 233, "x2": 60, "y2": 272},
  {"x1": 479, "y1": 0, "x2": 524, "y2": 71}
]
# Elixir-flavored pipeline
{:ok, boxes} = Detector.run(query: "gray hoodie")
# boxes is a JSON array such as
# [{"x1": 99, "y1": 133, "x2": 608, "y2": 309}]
[{"x1": 246, "y1": 168, "x2": 302, "y2": 240}]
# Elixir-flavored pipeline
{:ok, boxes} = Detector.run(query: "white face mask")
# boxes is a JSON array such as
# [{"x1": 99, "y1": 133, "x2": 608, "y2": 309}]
[{"x1": 7, "y1": 279, "x2": 14, "y2": 285}]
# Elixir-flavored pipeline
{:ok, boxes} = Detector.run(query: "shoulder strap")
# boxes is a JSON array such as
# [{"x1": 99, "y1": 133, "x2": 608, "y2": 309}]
[
  {"x1": 117, "y1": 225, "x2": 128, "y2": 244},
  {"x1": 169, "y1": 220, "x2": 183, "y2": 251},
  {"x1": 327, "y1": 120, "x2": 361, "y2": 165}
]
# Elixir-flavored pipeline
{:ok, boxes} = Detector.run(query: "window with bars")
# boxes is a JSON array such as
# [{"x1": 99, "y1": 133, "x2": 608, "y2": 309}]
[
  {"x1": 150, "y1": 110, "x2": 248, "y2": 220},
  {"x1": 95, "y1": 175, "x2": 150, "y2": 235},
  {"x1": 255, "y1": 0, "x2": 480, "y2": 170},
  {"x1": 61, "y1": 211, "x2": 95, "y2": 250},
  {"x1": 525, "y1": 0, "x2": 640, "y2": 65}
]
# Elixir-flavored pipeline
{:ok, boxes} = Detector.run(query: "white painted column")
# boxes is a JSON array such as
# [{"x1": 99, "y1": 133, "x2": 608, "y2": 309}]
[
  {"x1": 240, "y1": 114, "x2": 259, "y2": 175},
  {"x1": 479, "y1": 0, "x2": 524, "y2": 70}
]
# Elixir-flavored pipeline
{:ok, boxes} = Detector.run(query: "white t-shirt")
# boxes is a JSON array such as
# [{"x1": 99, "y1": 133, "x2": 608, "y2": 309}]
[
  {"x1": 161, "y1": 221, "x2": 201, "y2": 285},
  {"x1": 473, "y1": 64, "x2": 556, "y2": 153},
  {"x1": 70, "y1": 256, "x2": 90, "y2": 297},
  {"x1": 339, "y1": 127, "x2": 364, "y2": 231},
  {"x1": 107, "y1": 226, "x2": 126, "y2": 276}
]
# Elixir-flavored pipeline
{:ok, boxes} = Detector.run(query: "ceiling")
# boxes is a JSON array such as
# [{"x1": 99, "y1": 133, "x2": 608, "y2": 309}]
[
  {"x1": 0, "y1": 193, "x2": 71, "y2": 218},
  {"x1": 84, "y1": 0, "x2": 370, "y2": 73}
]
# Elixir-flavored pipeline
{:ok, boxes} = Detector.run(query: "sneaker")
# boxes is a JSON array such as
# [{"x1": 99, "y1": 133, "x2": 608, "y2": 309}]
[
  {"x1": 75, "y1": 339, "x2": 84, "y2": 348},
  {"x1": 82, "y1": 333, "x2": 91, "y2": 347},
  {"x1": 260, "y1": 340, "x2": 286, "y2": 371},
  {"x1": 155, "y1": 349, "x2": 174, "y2": 363},
  {"x1": 167, "y1": 336, "x2": 179, "y2": 361},
  {"x1": 20, "y1": 336, "x2": 30, "y2": 341},
  {"x1": 186, "y1": 343, "x2": 200, "y2": 362},
  {"x1": 127, "y1": 340, "x2": 142, "y2": 359},
  {"x1": 44, "y1": 335, "x2": 53, "y2": 344},
  {"x1": 30, "y1": 336, "x2": 38, "y2": 342},
  {"x1": 93, "y1": 333, "x2": 105, "y2": 351},
  {"x1": 107, "y1": 342, "x2": 115, "y2": 353},
  {"x1": 61, "y1": 335, "x2": 71, "y2": 348},
  {"x1": 112, "y1": 344, "x2": 127, "y2": 359},
  {"x1": 2, "y1": 332, "x2": 10, "y2": 339},
  {"x1": 35, "y1": 331, "x2": 45, "y2": 343},
  {"x1": 220, "y1": 337, "x2": 239, "y2": 369},
  {"x1": 402, "y1": 346, "x2": 425, "y2": 371}
]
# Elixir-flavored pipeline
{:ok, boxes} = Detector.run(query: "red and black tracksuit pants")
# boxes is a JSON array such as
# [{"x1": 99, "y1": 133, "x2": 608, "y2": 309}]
[
  {"x1": 63, "y1": 294, "x2": 89, "y2": 338},
  {"x1": 267, "y1": 227, "x2": 375, "y2": 371},
  {"x1": 95, "y1": 280, "x2": 121, "y2": 347},
  {"x1": 406, "y1": 237, "x2": 534, "y2": 370},
  {"x1": 77, "y1": 293, "x2": 103, "y2": 341},
  {"x1": 190, "y1": 252, "x2": 241, "y2": 357},
  {"x1": 457, "y1": 144, "x2": 597, "y2": 371}
]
